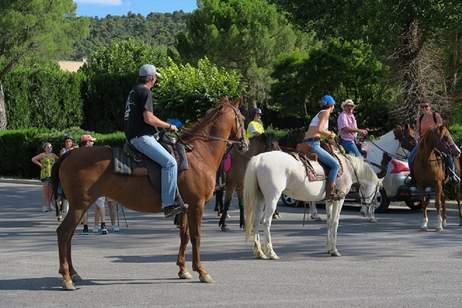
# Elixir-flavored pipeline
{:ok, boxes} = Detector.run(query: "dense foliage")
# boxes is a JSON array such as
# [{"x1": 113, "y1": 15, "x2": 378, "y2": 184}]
[
  {"x1": 0, "y1": 127, "x2": 125, "y2": 178},
  {"x1": 3, "y1": 64, "x2": 84, "y2": 130},
  {"x1": 72, "y1": 11, "x2": 188, "y2": 60}
]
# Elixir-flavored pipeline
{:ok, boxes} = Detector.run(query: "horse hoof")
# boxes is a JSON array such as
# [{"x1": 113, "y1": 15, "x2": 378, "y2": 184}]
[
  {"x1": 369, "y1": 218, "x2": 377, "y2": 223},
  {"x1": 178, "y1": 271, "x2": 193, "y2": 279},
  {"x1": 199, "y1": 274, "x2": 214, "y2": 283},
  {"x1": 255, "y1": 252, "x2": 268, "y2": 260},
  {"x1": 62, "y1": 280, "x2": 76, "y2": 291},
  {"x1": 311, "y1": 215, "x2": 322, "y2": 221},
  {"x1": 436, "y1": 227, "x2": 444, "y2": 233},
  {"x1": 329, "y1": 250, "x2": 342, "y2": 257},
  {"x1": 71, "y1": 273, "x2": 82, "y2": 282},
  {"x1": 220, "y1": 225, "x2": 230, "y2": 232},
  {"x1": 270, "y1": 254, "x2": 280, "y2": 260}
]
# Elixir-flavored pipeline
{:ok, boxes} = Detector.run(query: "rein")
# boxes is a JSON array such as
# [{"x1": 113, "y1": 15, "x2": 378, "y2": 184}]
[
  {"x1": 343, "y1": 154, "x2": 380, "y2": 206},
  {"x1": 368, "y1": 139, "x2": 407, "y2": 160}
]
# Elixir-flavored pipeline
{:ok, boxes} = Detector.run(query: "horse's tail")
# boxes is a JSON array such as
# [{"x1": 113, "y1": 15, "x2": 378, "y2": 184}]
[
  {"x1": 244, "y1": 156, "x2": 261, "y2": 241},
  {"x1": 51, "y1": 151, "x2": 71, "y2": 200}
]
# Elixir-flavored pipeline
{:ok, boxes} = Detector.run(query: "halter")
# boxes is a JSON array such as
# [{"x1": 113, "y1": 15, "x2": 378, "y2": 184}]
[{"x1": 182, "y1": 103, "x2": 248, "y2": 149}]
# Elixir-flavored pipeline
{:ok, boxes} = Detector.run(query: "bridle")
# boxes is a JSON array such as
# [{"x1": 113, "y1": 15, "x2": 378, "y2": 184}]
[{"x1": 182, "y1": 103, "x2": 249, "y2": 150}]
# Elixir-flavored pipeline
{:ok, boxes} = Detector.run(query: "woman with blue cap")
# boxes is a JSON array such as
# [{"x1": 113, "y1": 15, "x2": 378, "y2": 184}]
[{"x1": 303, "y1": 95, "x2": 344, "y2": 201}]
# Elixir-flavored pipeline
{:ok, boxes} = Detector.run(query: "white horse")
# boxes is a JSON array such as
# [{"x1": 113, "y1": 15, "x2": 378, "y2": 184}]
[{"x1": 244, "y1": 151, "x2": 381, "y2": 259}]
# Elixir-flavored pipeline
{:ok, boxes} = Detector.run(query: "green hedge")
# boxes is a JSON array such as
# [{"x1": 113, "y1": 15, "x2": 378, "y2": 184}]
[
  {"x1": 83, "y1": 57, "x2": 242, "y2": 133},
  {"x1": 450, "y1": 124, "x2": 462, "y2": 146},
  {"x1": 3, "y1": 64, "x2": 84, "y2": 130},
  {"x1": 0, "y1": 128, "x2": 125, "y2": 179}
]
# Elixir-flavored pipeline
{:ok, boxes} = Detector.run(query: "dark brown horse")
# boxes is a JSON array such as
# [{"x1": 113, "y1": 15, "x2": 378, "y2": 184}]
[
  {"x1": 413, "y1": 125, "x2": 461, "y2": 231},
  {"x1": 218, "y1": 133, "x2": 279, "y2": 231},
  {"x1": 52, "y1": 102, "x2": 248, "y2": 290}
]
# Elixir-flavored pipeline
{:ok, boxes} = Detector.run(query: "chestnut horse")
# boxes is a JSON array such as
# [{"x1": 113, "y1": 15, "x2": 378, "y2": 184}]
[
  {"x1": 412, "y1": 126, "x2": 461, "y2": 231},
  {"x1": 218, "y1": 133, "x2": 280, "y2": 231},
  {"x1": 395, "y1": 124, "x2": 462, "y2": 226},
  {"x1": 52, "y1": 102, "x2": 248, "y2": 290}
]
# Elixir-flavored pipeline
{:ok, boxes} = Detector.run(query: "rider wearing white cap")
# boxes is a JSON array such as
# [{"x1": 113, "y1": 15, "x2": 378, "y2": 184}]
[{"x1": 123, "y1": 64, "x2": 188, "y2": 218}]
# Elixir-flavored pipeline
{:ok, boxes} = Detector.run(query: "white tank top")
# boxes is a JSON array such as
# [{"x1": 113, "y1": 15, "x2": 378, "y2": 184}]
[{"x1": 309, "y1": 110, "x2": 328, "y2": 130}]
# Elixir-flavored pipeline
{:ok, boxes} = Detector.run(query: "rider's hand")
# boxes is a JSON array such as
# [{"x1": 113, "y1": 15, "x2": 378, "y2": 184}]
[
  {"x1": 359, "y1": 129, "x2": 368, "y2": 136},
  {"x1": 328, "y1": 132, "x2": 336, "y2": 140},
  {"x1": 169, "y1": 124, "x2": 178, "y2": 132}
]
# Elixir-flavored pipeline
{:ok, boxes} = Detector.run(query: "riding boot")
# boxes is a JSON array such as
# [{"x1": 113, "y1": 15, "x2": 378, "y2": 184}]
[
  {"x1": 325, "y1": 181, "x2": 345, "y2": 201},
  {"x1": 163, "y1": 188, "x2": 189, "y2": 218}
]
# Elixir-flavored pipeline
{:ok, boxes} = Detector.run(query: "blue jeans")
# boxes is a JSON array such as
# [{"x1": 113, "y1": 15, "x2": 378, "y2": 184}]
[
  {"x1": 304, "y1": 139, "x2": 340, "y2": 182},
  {"x1": 340, "y1": 138, "x2": 361, "y2": 157},
  {"x1": 130, "y1": 135, "x2": 177, "y2": 207}
]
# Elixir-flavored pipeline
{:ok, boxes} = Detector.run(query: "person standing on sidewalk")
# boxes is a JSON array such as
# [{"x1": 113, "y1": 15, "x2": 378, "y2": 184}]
[{"x1": 31, "y1": 142, "x2": 59, "y2": 212}]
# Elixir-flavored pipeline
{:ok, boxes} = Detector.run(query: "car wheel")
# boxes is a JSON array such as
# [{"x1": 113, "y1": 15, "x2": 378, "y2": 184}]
[
  {"x1": 375, "y1": 187, "x2": 390, "y2": 213},
  {"x1": 405, "y1": 200, "x2": 422, "y2": 211},
  {"x1": 281, "y1": 194, "x2": 297, "y2": 207}
]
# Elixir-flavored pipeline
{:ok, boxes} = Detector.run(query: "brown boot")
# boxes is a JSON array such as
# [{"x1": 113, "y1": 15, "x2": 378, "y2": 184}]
[{"x1": 325, "y1": 181, "x2": 345, "y2": 201}]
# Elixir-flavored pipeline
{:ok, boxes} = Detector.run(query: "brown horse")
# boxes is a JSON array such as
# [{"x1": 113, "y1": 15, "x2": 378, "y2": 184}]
[
  {"x1": 218, "y1": 133, "x2": 280, "y2": 231},
  {"x1": 52, "y1": 102, "x2": 248, "y2": 290},
  {"x1": 413, "y1": 125, "x2": 462, "y2": 231},
  {"x1": 395, "y1": 124, "x2": 462, "y2": 222}
]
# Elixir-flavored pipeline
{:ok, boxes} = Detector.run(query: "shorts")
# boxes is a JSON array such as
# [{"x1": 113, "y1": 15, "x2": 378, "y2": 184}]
[
  {"x1": 94, "y1": 197, "x2": 106, "y2": 209},
  {"x1": 41, "y1": 177, "x2": 52, "y2": 183}
]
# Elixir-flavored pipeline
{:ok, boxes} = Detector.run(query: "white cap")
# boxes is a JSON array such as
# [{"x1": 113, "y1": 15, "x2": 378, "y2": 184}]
[{"x1": 139, "y1": 64, "x2": 161, "y2": 78}]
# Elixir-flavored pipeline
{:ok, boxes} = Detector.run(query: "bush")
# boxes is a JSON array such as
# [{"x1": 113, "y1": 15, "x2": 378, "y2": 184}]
[
  {"x1": 3, "y1": 64, "x2": 84, "y2": 129},
  {"x1": 0, "y1": 128, "x2": 125, "y2": 178},
  {"x1": 450, "y1": 124, "x2": 462, "y2": 146},
  {"x1": 82, "y1": 56, "x2": 242, "y2": 132}
]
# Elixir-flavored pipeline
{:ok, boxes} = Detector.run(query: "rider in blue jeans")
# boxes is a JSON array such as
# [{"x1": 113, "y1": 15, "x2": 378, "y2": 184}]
[
  {"x1": 124, "y1": 64, "x2": 188, "y2": 218},
  {"x1": 303, "y1": 95, "x2": 345, "y2": 201},
  {"x1": 337, "y1": 99, "x2": 368, "y2": 157}
]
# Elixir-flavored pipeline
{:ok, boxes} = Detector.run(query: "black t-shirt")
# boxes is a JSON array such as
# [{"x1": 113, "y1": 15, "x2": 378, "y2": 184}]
[{"x1": 124, "y1": 84, "x2": 156, "y2": 139}]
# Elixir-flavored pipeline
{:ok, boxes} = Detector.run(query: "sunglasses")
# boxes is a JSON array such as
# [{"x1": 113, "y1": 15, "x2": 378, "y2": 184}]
[{"x1": 420, "y1": 105, "x2": 429, "y2": 108}]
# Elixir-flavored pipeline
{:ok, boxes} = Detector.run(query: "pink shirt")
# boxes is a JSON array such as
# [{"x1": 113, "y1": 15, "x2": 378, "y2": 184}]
[
  {"x1": 417, "y1": 112, "x2": 443, "y2": 140},
  {"x1": 337, "y1": 111, "x2": 357, "y2": 141}
]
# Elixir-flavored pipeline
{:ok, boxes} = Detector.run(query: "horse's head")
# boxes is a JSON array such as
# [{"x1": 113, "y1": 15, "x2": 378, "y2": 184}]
[
  {"x1": 427, "y1": 125, "x2": 461, "y2": 157},
  {"x1": 225, "y1": 102, "x2": 249, "y2": 153},
  {"x1": 393, "y1": 124, "x2": 416, "y2": 151}
]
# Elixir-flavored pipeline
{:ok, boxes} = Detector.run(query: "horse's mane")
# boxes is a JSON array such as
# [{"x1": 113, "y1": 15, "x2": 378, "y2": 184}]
[
  {"x1": 419, "y1": 125, "x2": 448, "y2": 147},
  {"x1": 345, "y1": 154, "x2": 378, "y2": 183},
  {"x1": 181, "y1": 103, "x2": 226, "y2": 142}
]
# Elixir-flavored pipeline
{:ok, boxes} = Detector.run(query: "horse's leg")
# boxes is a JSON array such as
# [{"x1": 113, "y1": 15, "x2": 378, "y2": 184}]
[
  {"x1": 441, "y1": 192, "x2": 448, "y2": 227},
  {"x1": 262, "y1": 199, "x2": 280, "y2": 260},
  {"x1": 219, "y1": 183, "x2": 235, "y2": 231},
  {"x1": 420, "y1": 194, "x2": 429, "y2": 231},
  {"x1": 176, "y1": 213, "x2": 193, "y2": 279},
  {"x1": 252, "y1": 198, "x2": 268, "y2": 259},
  {"x1": 327, "y1": 200, "x2": 344, "y2": 257},
  {"x1": 367, "y1": 203, "x2": 377, "y2": 223},
  {"x1": 310, "y1": 201, "x2": 322, "y2": 221},
  {"x1": 214, "y1": 188, "x2": 224, "y2": 215},
  {"x1": 57, "y1": 207, "x2": 85, "y2": 290},
  {"x1": 189, "y1": 203, "x2": 213, "y2": 283},
  {"x1": 435, "y1": 183, "x2": 444, "y2": 232},
  {"x1": 238, "y1": 188, "x2": 245, "y2": 228}
]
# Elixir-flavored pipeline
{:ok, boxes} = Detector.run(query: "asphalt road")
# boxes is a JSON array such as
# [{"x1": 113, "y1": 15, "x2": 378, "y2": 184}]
[{"x1": 1, "y1": 182, "x2": 462, "y2": 307}]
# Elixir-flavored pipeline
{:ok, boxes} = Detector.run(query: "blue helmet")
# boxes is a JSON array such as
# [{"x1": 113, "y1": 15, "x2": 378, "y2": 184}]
[{"x1": 321, "y1": 95, "x2": 335, "y2": 109}]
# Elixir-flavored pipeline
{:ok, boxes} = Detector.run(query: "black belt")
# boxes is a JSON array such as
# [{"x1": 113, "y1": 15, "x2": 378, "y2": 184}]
[{"x1": 303, "y1": 137, "x2": 320, "y2": 142}]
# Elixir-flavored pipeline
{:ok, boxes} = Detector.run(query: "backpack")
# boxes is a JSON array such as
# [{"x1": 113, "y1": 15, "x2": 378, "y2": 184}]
[{"x1": 419, "y1": 111, "x2": 439, "y2": 137}]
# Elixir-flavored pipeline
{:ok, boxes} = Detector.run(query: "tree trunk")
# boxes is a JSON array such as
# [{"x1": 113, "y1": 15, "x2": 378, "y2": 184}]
[
  {"x1": 0, "y1": 81, "x2": 7, "y2": 129},
  {"x1": 448, "y1": 32, "x2": 460, "y2": 94}
]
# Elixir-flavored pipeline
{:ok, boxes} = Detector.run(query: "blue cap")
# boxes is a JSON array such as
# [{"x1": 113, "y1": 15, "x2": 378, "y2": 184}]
[
  {"x1": 321, "y1": 95, "x2": 335, "y2": 108},
  {"x1": 167, "y1": 118, "x2": 182, "y2": 128}
]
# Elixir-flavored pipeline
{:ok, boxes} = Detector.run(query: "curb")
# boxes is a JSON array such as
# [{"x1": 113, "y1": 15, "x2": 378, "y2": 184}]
[{"x1": 0, "y1": 178, "x2": 41, "y2": 185}]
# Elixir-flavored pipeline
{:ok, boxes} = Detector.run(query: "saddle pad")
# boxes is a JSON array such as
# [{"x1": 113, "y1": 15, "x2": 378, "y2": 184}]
[{"x1": 113, "y1": 147, "x2": 135, "y2": 175}]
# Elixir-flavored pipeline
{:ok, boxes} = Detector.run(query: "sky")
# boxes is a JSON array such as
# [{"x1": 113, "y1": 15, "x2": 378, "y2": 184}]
[{"x1": 74, "y1": 0, "x2": 197, "y2": 17}]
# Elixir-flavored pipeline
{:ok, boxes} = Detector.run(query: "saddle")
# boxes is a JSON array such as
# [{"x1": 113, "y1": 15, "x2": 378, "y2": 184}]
[
  {"x1": 291, "y1": 141, "x2": 344, "y2": 182},
  {"x1": 112, "y1": 132, "x2": 190, "y2": 183}
]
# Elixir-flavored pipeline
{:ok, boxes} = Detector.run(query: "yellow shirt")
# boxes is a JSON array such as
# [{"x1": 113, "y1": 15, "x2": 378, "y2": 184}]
[
  {"x1": 246, "y1": 121, "x2": 265, "y2": 139},
  {"x1": 40, "y1": 154, "x2": 56, "y2": 179}
]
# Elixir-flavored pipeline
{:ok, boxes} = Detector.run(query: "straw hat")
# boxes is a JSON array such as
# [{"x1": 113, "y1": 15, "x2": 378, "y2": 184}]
[{"x1": 341, "y1": 99, "x2": 356, "y2": 109}]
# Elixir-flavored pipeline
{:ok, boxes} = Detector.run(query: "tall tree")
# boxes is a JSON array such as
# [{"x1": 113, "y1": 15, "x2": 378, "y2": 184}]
[
  {"x1": 271, "y1": 0, "x2": 462, "y2": 122},
  {"x1": 176, "y1": 0, "x2": 309, "y2": 107},
  {"x1": 0, "y1": 0, "x2": 89, "y2": 128}
]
